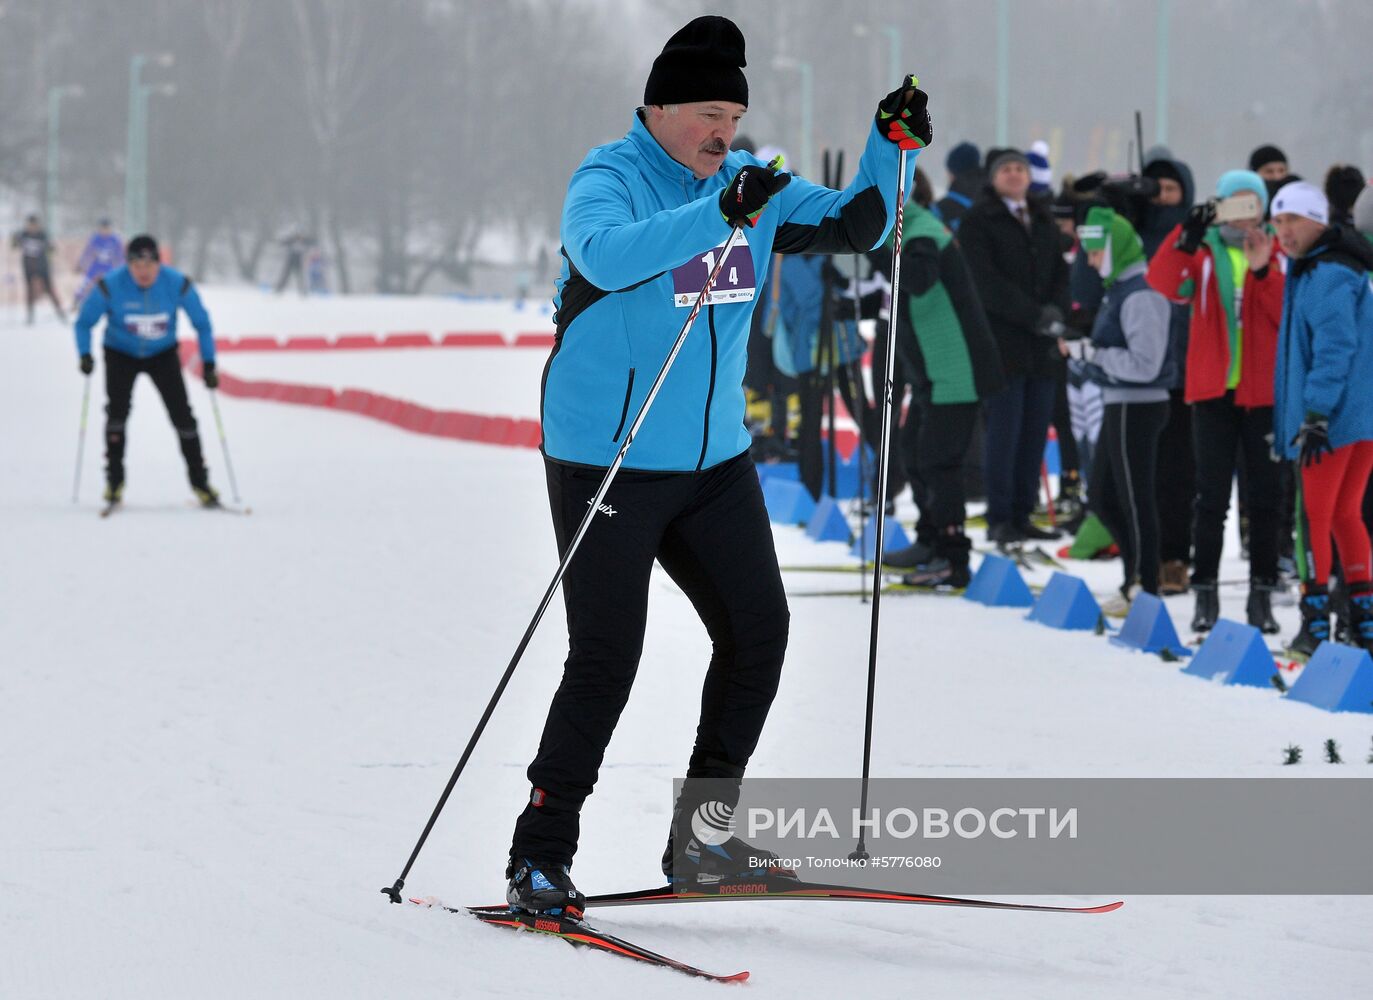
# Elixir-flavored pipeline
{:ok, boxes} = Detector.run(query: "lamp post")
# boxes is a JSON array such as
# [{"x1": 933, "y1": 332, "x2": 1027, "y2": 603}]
[
  {"x1": 853, "y1": 23, "x2": 903, "y2": 92},
  {"x1": 1155, "y1": 0, "x2": 1171, "y2": 146},
  {"x1": 996, "y1": 0, "x2": 1010, "y2": 146},
  {"x1": 772, "y1": 56, "x2": 813, "y2": 181},
  {"x1": 125, "y1": 53, "x2": 175, "y2": 237},
  {"x1": 46, "y1": 84, "x2": 83, "y2": 236}
]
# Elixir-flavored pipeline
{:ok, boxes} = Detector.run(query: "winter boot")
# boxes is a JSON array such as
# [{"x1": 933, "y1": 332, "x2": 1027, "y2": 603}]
[
  {"x1": 901, "y1": 556, "x2": 971, "y2": 590},
  {"x1": 1246, "y1": 580, "x2": 1281, "y2": 635},
  {"x1": 661, "y1": 776, "x2": 797, "y2": 885},
  {"x1": 988, "y1": 522, "x2": 1024, "y2": 555},
  {"x1": 1191, "y1": 582, "x2": 1220, "y2": 633},
  {"x1": 1347, "y1": 583, "x2": 1373, "y2": 652},
  {"x1": 881, "y1": 538, "x2": 936, "y2": 571},
  {"x1": 193, "y1": 484, "x2": 221, "y2": 508},
  {"x1": 102, "y1": 480, "x2": 124, "y2": 505},
  {"x1": 1330, "y1": 576, "x2": 1351, "y2": 644},
  {"x1": 1020, "y1": 520, "x2": 1063, "y2": 541},
  {"x1": 506, "y1": 858, "x2": 584, "y2": 918},
  {"x1": 1288, "y1": 585, "x2": 1331, "y2": 658},
  {"x1": 1159, "y1": 560, "x2": 1190, "y2": 596},
  {"x1": 1101, "y1": 582, "x2": 1138, "y2": 619}
]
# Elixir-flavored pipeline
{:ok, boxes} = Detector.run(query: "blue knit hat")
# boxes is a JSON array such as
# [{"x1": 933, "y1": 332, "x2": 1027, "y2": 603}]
[
  {"x1": 945, "y1": 141, "x2": 980, "y2": 176},
  {"x1": 1215, "y1": 169, "x2": 1269, "y2": 215}
]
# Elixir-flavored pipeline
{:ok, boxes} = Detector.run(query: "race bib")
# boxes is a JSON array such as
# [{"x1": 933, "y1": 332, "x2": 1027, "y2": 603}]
[
  {"x1": 671, "y1": 233, "x2": 756, "y2": 307},
  {"x1": 124, "y1": 311, "x2": 171, "y2": 339}
]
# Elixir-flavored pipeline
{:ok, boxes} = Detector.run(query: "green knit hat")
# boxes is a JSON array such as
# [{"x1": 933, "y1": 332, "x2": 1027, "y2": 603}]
[{"x1": 1076, "y1": 206, "x2": 1145, "y2": 287}]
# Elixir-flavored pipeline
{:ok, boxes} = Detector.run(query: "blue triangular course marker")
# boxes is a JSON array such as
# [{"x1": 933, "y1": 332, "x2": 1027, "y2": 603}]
[
  {"x1": 963, "y1": 553, "x2": 1035, "y2": 608},
  {"x1": 1286, "y1": 642, "x2": 1373, "y2": 714},
  {"x1": 849, "y1": 519, "x2": 910, "y2": 560},
  {"x1": 1183, "y1": 619, "x2": 1273, "y2": 687},
  {"x1": 805, "y1": 495, "x2": 852, "y2": 543},
  {"x1": 1110, "y1": 592, "x2": 1193, "y2": 657},
  {"x1": 761, "y1": 477, "x2": 815, "y2": 525},
  {"x1": 1026, "y1": 572, "x2": 1103, "y2": 631}
]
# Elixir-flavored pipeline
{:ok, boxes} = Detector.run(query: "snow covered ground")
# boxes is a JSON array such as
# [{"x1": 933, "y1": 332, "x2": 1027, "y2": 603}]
[{"x1": 3, "y1": 286, "x2": 1371, "y2": 999}]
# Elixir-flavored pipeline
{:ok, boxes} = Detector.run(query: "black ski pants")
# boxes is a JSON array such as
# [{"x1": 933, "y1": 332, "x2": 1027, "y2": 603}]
[
  {"x1": 510, "y1": 452, "x2": 789, "y2": 867},
  {"x1": 104, "y1": 346, "x2": 209, "y2": 489},
  {"x1": 1190, "y1": 393, "x2": 1280, "y2": 585},
  {"x1": 1091, "y1": 400, "x2": 1168, "y2": 594},
  {"x1": 1155, "y1": 389, "x2": 1195, "y2": 565},
  {"x1": 901, "y1": 382, "x2": 978, "y2": 563}
]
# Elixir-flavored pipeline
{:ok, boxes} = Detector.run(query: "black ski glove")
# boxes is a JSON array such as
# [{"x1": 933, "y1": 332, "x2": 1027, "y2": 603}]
[
  {"x1": 875, "y1": 75, "x2": 932, "y2": 150},
  {"x1": 79, "y1": 354, "x2": 94, "y2": 375},
  {"x1": 719, "y1": 158, "x2": 791, "y2": 228},
  {"x1": 203, "y1": 361, "x2": 219, "y2": 389},
  {"x1": 1035, "y1": 304, "x2": 1067, "y2": 338},
  {"x1": 1293, "y1": 414, "x2": 1334, "y2": 467},
  {"x1": 1177, "y1": 201, "x2": 1216, "y2": 254}
]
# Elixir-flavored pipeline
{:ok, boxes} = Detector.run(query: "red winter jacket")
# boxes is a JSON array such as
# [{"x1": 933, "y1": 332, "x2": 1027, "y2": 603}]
[{"x1": 1147, "y1": 224, "x2": 1286, "y2": 407}]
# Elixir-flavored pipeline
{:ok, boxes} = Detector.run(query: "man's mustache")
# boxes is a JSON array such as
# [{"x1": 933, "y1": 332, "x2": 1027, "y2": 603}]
[{"x1": 702, "y1": 143, "x2": 727, "y2": 154}]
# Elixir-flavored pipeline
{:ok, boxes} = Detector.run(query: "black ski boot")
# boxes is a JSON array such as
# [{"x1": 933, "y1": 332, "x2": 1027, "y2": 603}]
[
  {"x1": 506, "y1": 858, "x2": 584, "y2": 917},
  {"x1": 1287, "y1": 585, "x2": 1331, "y2": 658},
  {"x1": 1348, "y1": 583, "x2": 1373, "y2": 652},
  {"x1": 881, "y1": 538, "x2": 935, "y2": 571},
  {"x1": 661, "y1": 777, "x2": 797, "y2": 886},
  {"x1": 1246, "y1": 580, "x2": 1280, "y2": 635},
  {"x1": 901, "y1": 556, "x2": 970, "y2": 590},
  {"x1": 1191, "y1": 582, "x2": 1220, "y2": 633},
  {"x1": 192, "y1": 484, "x2": 221, "y2": 508}
]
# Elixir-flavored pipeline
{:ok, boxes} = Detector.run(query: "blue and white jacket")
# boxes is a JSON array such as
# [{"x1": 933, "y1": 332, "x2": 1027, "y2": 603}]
[
  {"x1": 74, "y1": 265, "x2": 215, "y2": 362},
  {"x1": 1274, "y1": 226, "x2": 1373, "y2": 457},
  {"x1": 542, "y1": 111, "x2": 915, "y2": 471}
]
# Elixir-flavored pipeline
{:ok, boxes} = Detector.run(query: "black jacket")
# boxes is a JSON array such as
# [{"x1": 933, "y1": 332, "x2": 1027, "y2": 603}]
[{"x1": 956, "y1": 192, "x2": 1070, "y2": 379}]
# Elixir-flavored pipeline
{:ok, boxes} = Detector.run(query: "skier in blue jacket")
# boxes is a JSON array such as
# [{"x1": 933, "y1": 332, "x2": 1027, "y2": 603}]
[
  {"x1": 506, "y1": 15, "x2": 929, "y2": 916},
  {"x1": 72, "y1": 218, "x2": 124, "y2": 308},
  {"x1": 74, "y1": 234, "x2": 221, "y2": 507}
]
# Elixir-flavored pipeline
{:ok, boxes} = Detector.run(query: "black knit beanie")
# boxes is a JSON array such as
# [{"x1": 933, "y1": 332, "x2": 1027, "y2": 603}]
[
  {"x1": 644, "y1": 15, "x2": 748, "y2": 108},
  {"x1": 1248, "y1": 144, "x2": 1286, "y2": 172}
]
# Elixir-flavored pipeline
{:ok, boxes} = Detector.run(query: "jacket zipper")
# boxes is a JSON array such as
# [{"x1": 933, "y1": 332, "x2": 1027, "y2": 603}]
[
  {"x1": 695, "y1": 305, "x2": 719, "y2": 471},
  {"x1": 611, "y1": 367, "x2": 636, "y2": 442}
]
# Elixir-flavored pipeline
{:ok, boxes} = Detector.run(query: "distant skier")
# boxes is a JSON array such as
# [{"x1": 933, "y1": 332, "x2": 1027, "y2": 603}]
[
  {"x1": 72, "y1": 218, "x2": 124, "y2": 308},
  {"x1": 275, "y1": 230, "x2": 313, "y2": 295},
  {"x1": 12, "y1": 214, "x2": 65, "y2": 324},
  {"x1": 73, "y1": 234, "x2": 221, "y2": 508},
  {"x1": 503, "y1": 14, "x2": 928, "y2": 917}
]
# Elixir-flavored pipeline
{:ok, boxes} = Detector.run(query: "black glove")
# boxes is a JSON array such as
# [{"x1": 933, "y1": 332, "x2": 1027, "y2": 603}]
[
  {"x1": 875, "y1": 75, "x2": 932, "y2": 150},
  {"x1": 1035, "y1": 304, "x2": 1067, "y2": 338},
  {"x1": 719, "y1": 159, "x2": 791, "y2": 228},
  {"x1": 1293, "y1": 415, "x2": 1334, "y2": 467},
  {"x1": 79, "y1": 354, "x2": 94, "y2": 375},
  {"x1": 1177, "y1": 201, "x2": 1216, "y2": 254},
  {"x1": 203, "y1": 361, "x2": 219, "y2": 389}
]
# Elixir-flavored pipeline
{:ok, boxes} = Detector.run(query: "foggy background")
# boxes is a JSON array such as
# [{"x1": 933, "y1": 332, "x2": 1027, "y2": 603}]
[{"x1": 3, "y1": 0, "x2": 1370, "y2": 296}]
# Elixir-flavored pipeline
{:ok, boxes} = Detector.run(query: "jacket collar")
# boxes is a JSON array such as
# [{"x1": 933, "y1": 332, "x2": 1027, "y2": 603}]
[{"x1": 627, "y1": 109, "x2": 708, "y2": 188}]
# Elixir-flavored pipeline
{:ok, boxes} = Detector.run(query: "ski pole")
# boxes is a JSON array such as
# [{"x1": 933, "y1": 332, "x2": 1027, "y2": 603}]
[
  {"x1": 72, "y1": 374, "x2": 92, "y2": 502},
  {"x1": 851, "y1": 97, "x2": 915, "y2": 862},
  {"x1": 381, "y1": 223, "x2": 749, "y2": 904},
  {"x1": 207, "y1": 388, "x2": 242, "y2": 504},
  {"x1": 1041, "y1": 458, "x2": 1057, "y2": 531}
]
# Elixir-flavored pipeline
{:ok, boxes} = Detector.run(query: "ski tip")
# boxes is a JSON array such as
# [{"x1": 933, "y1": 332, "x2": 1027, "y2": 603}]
[
  {"x1": 719, "y1": 971, "x2": 750, "y2": 983},
  {"x1": 1085, "y1": 900, "x2": 1125, "y2": 913}
]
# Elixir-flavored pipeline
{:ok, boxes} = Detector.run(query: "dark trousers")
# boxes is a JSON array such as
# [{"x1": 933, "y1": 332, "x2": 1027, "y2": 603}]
[
  {"x1": 901, "y1": 382, "x2": 978, "y2": 563},
  {"x1": 1051, "y1": 379, "x2": 1079, "y2": 476},
  {"x1": 104, "y1": 346, "x2": 208, "y2": 489},
  {"x1": 1156, "y1": 389, "x2": 1195, "y2": 564},
  {"x1": 24, "y1": 264, "x2": 62, "y2": 318},
  {"x1": 983, "y1": 375, "x2": 1057, "y2": 528},
  {"x1": 1190, "y1": 394, "x2": 1280, "y2": 584},
  {"x1": 1091, "y1": 400, "x2": 1168, "y2": 594},
  {"x1": 510, "y1": 452, "x2": 789, "y2": 867}
]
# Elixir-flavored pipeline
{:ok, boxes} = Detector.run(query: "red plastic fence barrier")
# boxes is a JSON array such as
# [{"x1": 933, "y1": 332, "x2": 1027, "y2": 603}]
[
  {"x1": 440, "y1": 331, "x2": 506, "y2": 347},
  {"x1": 513, "y1": 332, "x2": 555, "y2": 348},
  {"x1": 283, "y1": 335, "x2": 331, "y2": 350},
  {"x1": 335, "y1": 333, "x2": 382, "y2": 349},
  {"x1": 383, "y1": 332, "x2": 434, "y2": 347}
]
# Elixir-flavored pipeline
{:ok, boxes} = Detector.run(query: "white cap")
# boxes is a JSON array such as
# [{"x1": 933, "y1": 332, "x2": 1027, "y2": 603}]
[{"x1": 1270, "y1": 181, "x2": 1329, "y2": 225}]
